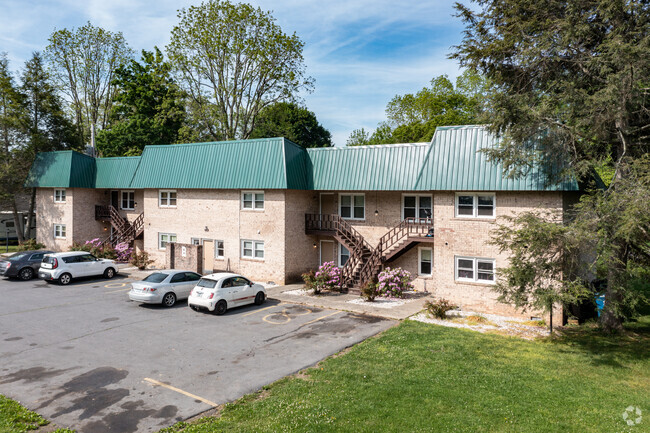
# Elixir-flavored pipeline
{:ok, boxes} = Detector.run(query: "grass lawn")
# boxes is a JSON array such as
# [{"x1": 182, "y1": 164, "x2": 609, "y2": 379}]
[
  {"x1": 0, "y1": 245, "x2": 19, "y2": 254},
  {"x1": 162, "y1": 317, "x2": 649, "y2": 433},
  {"x1": 0, "y1": 395, "x2": 73, "y2": 433}
]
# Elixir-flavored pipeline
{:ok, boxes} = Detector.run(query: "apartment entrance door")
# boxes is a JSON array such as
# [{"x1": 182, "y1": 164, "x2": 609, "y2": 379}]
[
  {"x1": 320, "y1": 240, "x2": 335, "y2": 265},
  {"x1": 203, "y1": 240, "x2": 214, "y2": 273},
  {"x1": 319, "y1": 193, "x2": 336, "y2": 215}
]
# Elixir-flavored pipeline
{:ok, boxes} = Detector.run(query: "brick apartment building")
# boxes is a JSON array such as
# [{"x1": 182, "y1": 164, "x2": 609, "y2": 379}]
[{"x1": 25, "y1": 125, "x2": 580, "y2": 319}]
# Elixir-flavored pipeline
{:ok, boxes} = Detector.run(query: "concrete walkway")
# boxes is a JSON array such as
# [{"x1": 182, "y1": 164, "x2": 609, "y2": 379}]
[{"x1": 266, "y1": 284, "x2": 433, "y2": 320}]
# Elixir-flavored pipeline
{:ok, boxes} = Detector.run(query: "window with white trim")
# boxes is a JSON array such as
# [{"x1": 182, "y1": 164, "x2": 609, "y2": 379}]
[
  {"x1": 455, "y1": 193, "x2": 495, "y2": 218},
  {"x1": 455, "y1": 256, "x2": 495, "y2": 283},
  {"x1": 54, "y1": 189, "x2": 66, "y2": 203},
  {"x1": 339, "y1": 244, "x2": 350, "y2": 267},
  {"x1": 339, "y1": 194, "x2": 365, "y2": 220},
  {"x1": 121, "y1": 191, "x2": 135, "y2": 210},
  {"x1": 241, "y1": 240, "x2": 264, "y2": 259},
  {"x1": 158, "y1": 233, "x2": 177, "y2": 250},
  {"x1": 419, "y1": 247, "x2": 432, "y2": 276},
  {"x1": 53, "y1": 224, "x2": 66, "y2": 239},
  {"x1": 241, "y1": 191, "x2": 264, "y2": 210},
  {"x1": 215, "y1": 240, "x2": 224, "y2": 259},
  {"x1": 190, "y1": 238, "x2": 201, "y2": 245},
  {"x1": 403, "y1": 194, "x2": 432, "y2": 221},
  {"x1": 159, "y1": 190, "x2": 177, "y2": 207}
]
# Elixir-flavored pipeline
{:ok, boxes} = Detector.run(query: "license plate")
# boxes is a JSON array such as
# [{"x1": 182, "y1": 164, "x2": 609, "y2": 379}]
[{"x1": 195, "y1": 291, "x2": 203, "y2": 297}]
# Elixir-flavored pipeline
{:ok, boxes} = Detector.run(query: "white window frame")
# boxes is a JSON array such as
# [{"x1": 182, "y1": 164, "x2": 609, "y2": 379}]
[
  {"x1": 190, "y1": 238, "x2": 201, "y2": 245},
  {"x1": 455, "y1": 256, "x2": 496, "y2": 284},
  {"x1": 418, "y1": 247, "x2": 433, "y2": 276},
  {"x1": 159, "y1": 190, "x2": 177, "y2": 208},
  {"x1": 158, "y1": 232, "x2": 177, "y2": 250},
  {"x1": 402, "y1": 194, "x2": 433, "y2": 221},
  {"x1": 339, "y1": 193, "x2": 365, "y2": 220},
  {"x1": 455, "y1": 193, "x2": 496, "y2": 219},
  {"x1": 241, "y1": 240, "x2": 264, "y2": 260},
  {"x1": 120, "y1": 190, "x2": 135, "y2": 210},
  {"x1": 241, "y1": 191, "x2": 265, "y2": 210},
  {"x1": 53, "y1": 224, "x2": 66, "y2": 239},
  {"x1": 54, "y1": 189, "x2": 66, "y2": 203},
  {"x1": 215, "y1": 240, "x2": 224, "y2": 259},
  {"x1": 338, "y1": 243, "x2": 350, "y2": 268}
]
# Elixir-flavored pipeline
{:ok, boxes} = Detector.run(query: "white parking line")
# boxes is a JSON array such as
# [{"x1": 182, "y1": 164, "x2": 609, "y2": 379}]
[{"x1": 144, "y1": 378, "x2": 218, "y2": 407}]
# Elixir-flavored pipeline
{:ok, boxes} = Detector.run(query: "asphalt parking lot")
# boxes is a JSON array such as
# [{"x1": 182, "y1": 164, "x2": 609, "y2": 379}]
[{"x1": 0, "y1": 274, "x2": 393, "y2": 433}]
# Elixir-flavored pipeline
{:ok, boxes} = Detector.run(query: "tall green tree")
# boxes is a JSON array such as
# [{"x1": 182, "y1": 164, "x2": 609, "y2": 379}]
[
  {"x1": 45, "y1": 22, "x2": 133, "y2": 149},
  {"x1": 97, "y1": 48, "x2": 187, "y2": 156},
  {"x1": 167, "y1": 0, "x2": 313, "y2": 141},
  {"x1": 0, "y1": 53, "x2": 74, "y2": 242},
  {"x1": 346, "y1": 70, "x2": 489, "y2": 146},
  {"x1": 250, "y1": 102, "x2": 331, "y2": 147},
  {"x1": 20, "y1": 52, "x2": 76, "y2": 239},
  {"x1": 0, "y1": 54, "x2": 28, "y2": 242},
  {"x1": 453, "y1": 0, "x2": 650, "y2": 331}
]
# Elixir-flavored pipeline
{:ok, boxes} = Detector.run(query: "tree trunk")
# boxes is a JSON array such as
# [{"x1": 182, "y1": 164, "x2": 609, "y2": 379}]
[
  {"x1": 24, "y1": 187, "x2": 36, "y2": 240},
  {"x1": 10, "y1": 200, "x2": 24, "y2": 244},
  {"x1": 601, "y1": 245, "x2": 626, "y2": 333},
  {"x1": 600, "y1": 285, "x2": 623, "y2": 333}
]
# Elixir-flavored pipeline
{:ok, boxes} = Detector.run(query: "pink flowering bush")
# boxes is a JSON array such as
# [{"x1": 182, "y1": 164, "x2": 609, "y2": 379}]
[
  {"x1": 302, "y1": 261, "x2": 342, "y2": 294},
  {"x1": 70, "y1": 238, "x2": 117, "y2": 260},
  {"x1": 114, "y1": 242, "x2": 133, "y2": 262},
  {"x1": 377, "y1": 267, "x2": 413, "y2": 298}
]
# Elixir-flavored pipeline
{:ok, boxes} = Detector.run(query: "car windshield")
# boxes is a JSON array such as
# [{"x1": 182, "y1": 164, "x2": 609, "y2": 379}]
[
  {"x1": 142, "y1": 273, "x2": 168, "y2": 283},
  {"x1": 7, "y1": 253, "x2": 28, "y2": 262},
  {"x1": 196, "y1": 278, "x2": 217, "y2": 289},
  {"x1": 42, "y1": 256, "x2": 56, "y2": 264}
]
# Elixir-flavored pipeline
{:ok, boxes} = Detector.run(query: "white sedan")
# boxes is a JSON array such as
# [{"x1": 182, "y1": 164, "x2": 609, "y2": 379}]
[
  {"x1": 188, "y1": 272, "x2": 266, "y2": 315},
  {"x1": 129, "y1": 270, "x2": 202, "y2": 307}
]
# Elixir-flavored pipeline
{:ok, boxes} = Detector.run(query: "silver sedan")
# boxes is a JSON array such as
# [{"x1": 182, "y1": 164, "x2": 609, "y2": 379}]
[{"x1": 129, "y1": 270, "x2": 202, "y2": 307}]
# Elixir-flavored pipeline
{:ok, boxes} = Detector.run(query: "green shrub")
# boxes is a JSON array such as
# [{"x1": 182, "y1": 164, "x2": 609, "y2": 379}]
[
  {"x1": 424, "y1": 298, "x2": 457, "y2": 319},
  {"x1": 130, "y1": 251, "x2": 153, "y2": 270},
  {"x1": 361, "y1": 279, "x2": 379, "y2": 301},
  {"x1": 17, "y1": 239, "x2": 45, "y2": 251}
]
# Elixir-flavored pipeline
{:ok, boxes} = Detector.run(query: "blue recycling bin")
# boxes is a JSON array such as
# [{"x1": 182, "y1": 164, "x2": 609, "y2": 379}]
[{"x1": 595, "y1": 294, "x2": 605, "y2": 317}]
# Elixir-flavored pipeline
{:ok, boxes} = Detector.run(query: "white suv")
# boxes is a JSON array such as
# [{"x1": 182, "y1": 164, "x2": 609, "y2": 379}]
[{"x1": 39, "y1": 251, "x2": 118, "y2": 285}]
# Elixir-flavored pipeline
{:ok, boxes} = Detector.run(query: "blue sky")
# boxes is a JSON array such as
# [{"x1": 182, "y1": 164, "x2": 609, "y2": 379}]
[{"x1": 0, "y1": 0, "x2": 466, "y2": 146}]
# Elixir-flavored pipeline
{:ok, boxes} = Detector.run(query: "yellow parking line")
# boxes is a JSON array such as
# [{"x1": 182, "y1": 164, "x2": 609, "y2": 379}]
[
  {"x1": 105, "y1": 287, "x2": 132, "y2": 294},
  {"x1": 242, "y1": 303, "x2": 284, "y2": 317},
  {"x1": 144, "y1": 378, "x2": 218, "y2": 407},
  {"x1": 303, "y1": 311, "x2": 342, "y2": 326},
  {"x1": 104, "y1": 282, "x2": 128, "y2": 289}
]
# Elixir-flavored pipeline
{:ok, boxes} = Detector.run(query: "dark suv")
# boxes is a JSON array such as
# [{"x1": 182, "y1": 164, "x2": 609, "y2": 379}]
[{"x1": 0, "y1": 250, "x2": 54, "y2": 280}]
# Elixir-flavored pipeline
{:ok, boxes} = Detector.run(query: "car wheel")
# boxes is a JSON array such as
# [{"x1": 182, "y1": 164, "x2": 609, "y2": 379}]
[
  {"x1": 103, "y1": 268, "x2": 116, "y2": 279},
  {"x1": 58, "y1": 273, "x2": 72, "y2": 285},
  {"x1": 254, "y1": 291, "x2": 265, "y2": 305},
  {"x1": 214, "y1": 300, "x2": 227, "y2": 315},
  {"x1": 162, "y1": 292, "x2": 176, "y2": 307},
  {"x1": 19, "y1": 267, "x2": 34, "y2": 281}
]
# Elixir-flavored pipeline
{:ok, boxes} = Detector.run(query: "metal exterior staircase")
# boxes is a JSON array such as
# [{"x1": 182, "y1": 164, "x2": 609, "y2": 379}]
[
  {"x1": 305, "y1": 214, "x2": 434, "y2": 291},
  {"x1": 95, "y1": 205, "x2": 144, "y2": 247}
]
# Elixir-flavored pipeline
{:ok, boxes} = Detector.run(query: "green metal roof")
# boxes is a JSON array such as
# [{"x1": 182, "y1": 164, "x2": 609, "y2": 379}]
[
  {"x1": 26, "y1": 126, "x2": 579, "y2": 192},
  {"x1": 95, "y1": 157, "x2": 141, "y2": 189},
  {"x1": 415, "y1": 125, "x2": 579, "y2": 191},
  {"x1": 129, "y1": 138, "x2": 307, "y2": 189},
  {"x1": 25, "y1": 151, "x2": 96, "y2": 188},
  {"x1": 307, "y1": 143, "x2": 431, "y2": 191}
]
